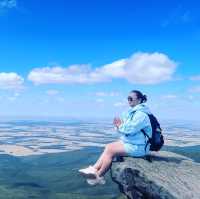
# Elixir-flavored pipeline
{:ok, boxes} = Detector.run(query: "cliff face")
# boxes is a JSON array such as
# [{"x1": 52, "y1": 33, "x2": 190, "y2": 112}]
[{"x1": 110, "y1": 151, "x2": 200, "y2": 199}]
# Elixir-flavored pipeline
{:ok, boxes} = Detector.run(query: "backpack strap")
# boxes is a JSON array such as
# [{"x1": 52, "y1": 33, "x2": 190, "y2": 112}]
[{"x1": 141, "y1": 129, "x2": 150, "y2": 153}]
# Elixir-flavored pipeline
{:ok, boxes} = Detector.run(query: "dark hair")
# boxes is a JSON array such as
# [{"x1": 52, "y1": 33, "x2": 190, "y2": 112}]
[{"x1": 131, "y1": 90, "x2": 147, "y2": 103}]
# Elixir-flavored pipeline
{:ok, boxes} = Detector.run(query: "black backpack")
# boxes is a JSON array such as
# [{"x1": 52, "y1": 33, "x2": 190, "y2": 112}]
[{"x1": 141, "y1": 114, "x2": 164, "y2": 152}]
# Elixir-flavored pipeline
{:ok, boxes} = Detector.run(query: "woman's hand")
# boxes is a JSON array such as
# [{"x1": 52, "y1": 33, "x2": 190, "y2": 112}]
[{"x1": 113, "y1": 117, "x2": 123, "y2": 129}]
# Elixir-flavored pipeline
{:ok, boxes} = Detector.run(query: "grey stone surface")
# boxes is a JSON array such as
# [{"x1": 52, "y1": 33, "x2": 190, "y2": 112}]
[{"x1": 110, "y1": 151, "x2": 200, "y2": 199}]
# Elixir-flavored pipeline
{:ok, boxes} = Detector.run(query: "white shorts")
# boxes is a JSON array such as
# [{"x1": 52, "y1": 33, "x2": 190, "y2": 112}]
[{"x1": 122, "y1": 142, "x2": 149, "y2": 157}]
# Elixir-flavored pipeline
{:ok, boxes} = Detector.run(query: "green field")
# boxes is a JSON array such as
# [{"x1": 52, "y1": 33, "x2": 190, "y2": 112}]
[{"x1": 0, "y1": 147, "x2": 126, "y2": 199}]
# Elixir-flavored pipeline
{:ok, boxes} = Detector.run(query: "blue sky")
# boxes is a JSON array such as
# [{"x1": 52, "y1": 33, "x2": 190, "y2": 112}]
[{"x1": 0, "y1": 0, "x2": 200, "y2": 121}]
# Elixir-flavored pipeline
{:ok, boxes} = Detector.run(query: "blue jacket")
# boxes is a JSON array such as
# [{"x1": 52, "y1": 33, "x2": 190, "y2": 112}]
[{"x1": 118, "y1": 103, "x2": 152, "y2": 146}]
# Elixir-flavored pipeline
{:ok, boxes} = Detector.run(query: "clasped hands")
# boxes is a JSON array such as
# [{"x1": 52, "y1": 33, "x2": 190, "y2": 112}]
[{"x1": 113, "y1": 117, "x2": 123, "y2": 129}]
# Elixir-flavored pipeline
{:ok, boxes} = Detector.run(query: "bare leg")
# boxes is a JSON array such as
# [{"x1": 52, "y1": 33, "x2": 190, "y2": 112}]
[
  {"x1": 93, "y1": 149, "x2": 107, "y2": 170},
  {"x1": 95, "y1": 140, "x2": 127, "y2": 177}
]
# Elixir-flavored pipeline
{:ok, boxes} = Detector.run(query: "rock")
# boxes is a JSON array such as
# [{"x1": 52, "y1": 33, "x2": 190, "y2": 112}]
[{"x1": 110, "y1": 151, "x2": 200, "y2": 199}]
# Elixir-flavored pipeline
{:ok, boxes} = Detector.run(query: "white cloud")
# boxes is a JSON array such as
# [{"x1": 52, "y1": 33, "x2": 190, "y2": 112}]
[
  {"x1": 95, "y1": 91, "x2": 119, "y2": 97},
  {"x1": 8, "y1": 96, "x2": 16, "y2": 102},
  {"x1": 28, "y1": 52, "x2": 177, "y2": 85},
  {"x1": 56, "y1": 97, "x2": 65, "y2": 102},
  {"x1": 189, "y1": 86, "x2": 200, "y2": 93},
  {"x1": 0, "y1": 0, "x2": 16, "y2": 9},
  {"x1": 95, "y1": 52, "x2": 177, "y2": 84},
  {"x1": 0, "y1": 72, "x2": 24, "y2": 90},
  {"x1": 161, "y1": 94, "x2": 177, "y2": 100},
  {"x1": 98, "y1": 59, "x2": 126, "y2": 78},
  {"x1": 110, "y1": 92, "x2": 120, "y2": 96},
  {"x1": 46, "y1": 89, "x2": 59, "y2": 96},
  {"x1": 28, "y1": 65, "x2": 110, "y2": 85},
  {"x1": 123, "y1": 52, "x2": 177, "y2": 84},
  {"x1": 96, "y1": 98, "x2": 104, "y2": 103},
  {"x1": 14, "y1": 92, "x2": 20, "y2": 97},
  {"x1": 45, "y1": 90, "x2": 65, "y2": 102},
  {"x1": 7, "y1": 92, "x2": 20, "y2": 102},
  {"x1": 114, "y1": 100, "x2": 127, "y2": 107},
  {"x1": 188, "y1": 95, "x2": 194, "y2": 100},
  {"x1": 95, "y1": 92, "x2": 107, "y2": 97},
  {"x1": 190, "y1": 75, "x2": 200, "y2": 81}
]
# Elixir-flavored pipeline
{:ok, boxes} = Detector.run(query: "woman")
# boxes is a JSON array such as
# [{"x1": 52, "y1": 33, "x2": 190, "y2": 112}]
[{"x1": 79, "y1": 90, "x2": 152, "y2": 186}]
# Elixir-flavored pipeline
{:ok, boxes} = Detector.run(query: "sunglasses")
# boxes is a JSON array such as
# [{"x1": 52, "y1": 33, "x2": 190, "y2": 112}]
[{"x1": 127, "y1": 96, "x2": 137, "y2": 102}]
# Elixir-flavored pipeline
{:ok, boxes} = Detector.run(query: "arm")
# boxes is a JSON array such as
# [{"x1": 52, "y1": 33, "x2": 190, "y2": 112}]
[{"x1": 118, "y1": 111, "x2": 148, "y2": 136}]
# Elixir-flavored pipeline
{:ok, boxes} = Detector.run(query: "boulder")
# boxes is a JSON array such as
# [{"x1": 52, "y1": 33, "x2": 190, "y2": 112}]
[{"x1": 110, "y1": 151, "x2": 200, "y2": 199}]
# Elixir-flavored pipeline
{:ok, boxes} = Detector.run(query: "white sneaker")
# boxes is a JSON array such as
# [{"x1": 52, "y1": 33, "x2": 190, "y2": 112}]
[
  {"x1": 86, "y1": 175, "x2": 106, "y2": 186},
  {"x1": 78, "y1": 165, "x2": 97, "y2": 179}
]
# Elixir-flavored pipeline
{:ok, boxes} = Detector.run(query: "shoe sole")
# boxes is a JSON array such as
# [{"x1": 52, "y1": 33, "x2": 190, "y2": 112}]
[{"x1": 79, "y1": 171, "x2": 97, "y2": 179}]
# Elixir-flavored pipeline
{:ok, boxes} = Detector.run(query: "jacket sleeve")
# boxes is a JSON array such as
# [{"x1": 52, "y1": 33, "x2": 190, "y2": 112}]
[{"x1": 118, "y1": 111, "x2": 148, "y2": 136}]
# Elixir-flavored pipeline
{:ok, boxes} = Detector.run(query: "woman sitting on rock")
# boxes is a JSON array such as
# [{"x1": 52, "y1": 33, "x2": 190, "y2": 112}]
[{"x1": 79, "y1": 90, "x2": 152, "y2": 185}]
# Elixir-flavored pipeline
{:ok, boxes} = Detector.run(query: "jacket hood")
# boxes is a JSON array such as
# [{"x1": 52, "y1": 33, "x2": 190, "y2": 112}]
[{"x1": 128, "y1": 103, "x2": 151, "y2": 114}]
